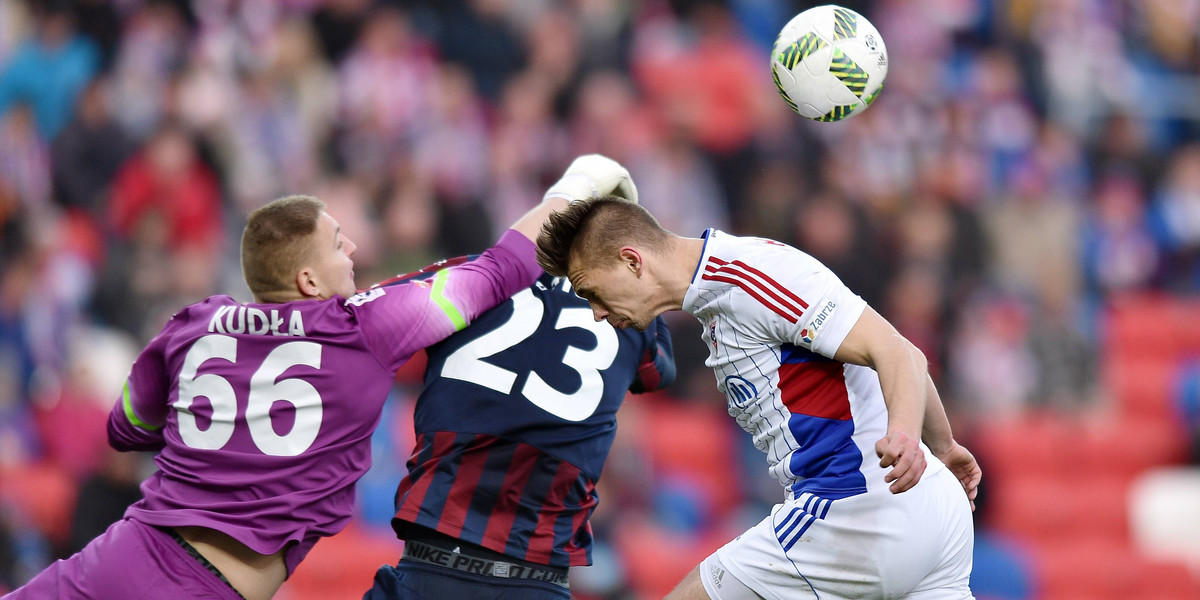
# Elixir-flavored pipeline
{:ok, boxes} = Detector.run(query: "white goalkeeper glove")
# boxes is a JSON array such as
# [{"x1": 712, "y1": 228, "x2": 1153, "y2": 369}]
[{"x1": 543, "y1": 154, "x2": 639, "y2": 204}]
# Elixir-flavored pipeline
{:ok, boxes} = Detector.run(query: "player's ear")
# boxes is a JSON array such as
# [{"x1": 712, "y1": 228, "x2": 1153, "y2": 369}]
[
  {"x1": 619, "y1": 247, "x2": 642, "y2": 277},
  {"x1": 297, "y1": 267, "x2": 321, "y2": 299}
]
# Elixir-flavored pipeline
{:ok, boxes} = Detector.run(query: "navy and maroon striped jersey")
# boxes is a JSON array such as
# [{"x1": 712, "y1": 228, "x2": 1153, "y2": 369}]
[{"x1": 378, "y1": 265, "x2": 675, "y2": 567}]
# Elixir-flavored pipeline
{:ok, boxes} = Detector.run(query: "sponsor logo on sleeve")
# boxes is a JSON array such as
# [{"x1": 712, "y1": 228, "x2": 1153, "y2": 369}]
[{"x1": 801, "y1": 300, "x2": 837, "y2": 345}]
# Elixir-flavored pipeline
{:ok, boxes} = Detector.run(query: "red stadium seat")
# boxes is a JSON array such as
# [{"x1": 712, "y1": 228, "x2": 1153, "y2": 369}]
[
  {"x1": 1106, "y1": 356, "x2": 1182, "y2": 422},
  {"x1": 613, "y1": 515, "x2": 724, "y2": 599},
  {"x1": 641, "y1": 398, "x2": 742, "y2": 517},
  {"x1": 1070, "y1": 415, "x2": 1188, "y2": 483},
  {"x1": 1169, "y1": 300, "x2": 1200, "y2": 355},
  {"x1": 1031, "y1": 537, "x2": 1140, "y2": 600},
  {"x1": 0, "y1": 462, "x2": 77, "y2": 547},
  {"x1": 1103, "y1": 294, "x2": 1179, "y2": 359},
  {"x1": 276, "y1": 522, "x2": 400, "y2": 600},
  {"x1": 974, "y1": 411, "x2": 1072, "y2": 481},
  {"x1": 990, "y1": 475, "x2": 1130, "y2": 544},
  {"x1": 1134, "y1": 557, "x2": 1200, "y2": 600},
  {"x1": 975, "y1": 409, "x2": 1186, "y2": 488},
  {"x1": 1033, "y1": 538, "x2": 1200, "y2": 600}
]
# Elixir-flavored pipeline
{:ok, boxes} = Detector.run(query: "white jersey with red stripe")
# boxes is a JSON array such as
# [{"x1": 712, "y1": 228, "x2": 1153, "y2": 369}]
[{"x1": 683, "y1": 229, "x2": 943, "y2": 501}]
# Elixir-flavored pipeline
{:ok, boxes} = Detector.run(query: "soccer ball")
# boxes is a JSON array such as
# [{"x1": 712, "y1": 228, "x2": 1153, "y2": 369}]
[{"x1": 771, "y1": 5, "x2": 888, "y2": 121}]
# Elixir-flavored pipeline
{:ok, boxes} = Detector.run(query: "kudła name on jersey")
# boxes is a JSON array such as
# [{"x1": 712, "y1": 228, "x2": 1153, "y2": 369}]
[{"x1": 207, "y1": 305, "x2": 307, "y2": 337}]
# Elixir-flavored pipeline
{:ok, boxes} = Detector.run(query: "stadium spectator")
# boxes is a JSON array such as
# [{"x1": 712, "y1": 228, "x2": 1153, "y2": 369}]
[
  {"x1": 64, "y1": 450, "x2": 142, "y2": 557},
  {"x1": 0, "y1": 1, "x2": 98, "y2": 140},
  {"x1": 50, "y1": 78, "x2": 135, "y2": 219},
  {"x1": 0, "y1": 103, "x2": 50, "y2": 215}
]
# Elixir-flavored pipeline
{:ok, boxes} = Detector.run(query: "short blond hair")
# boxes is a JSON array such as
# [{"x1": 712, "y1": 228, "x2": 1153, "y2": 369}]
[{"x1": 241, "y1": 195, "x2": 324, "y2": 300}]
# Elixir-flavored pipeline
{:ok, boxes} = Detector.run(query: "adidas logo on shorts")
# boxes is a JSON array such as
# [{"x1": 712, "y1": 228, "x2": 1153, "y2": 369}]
[{"x1": 709, "y1": 563, "x2": 726, "y2": 587}]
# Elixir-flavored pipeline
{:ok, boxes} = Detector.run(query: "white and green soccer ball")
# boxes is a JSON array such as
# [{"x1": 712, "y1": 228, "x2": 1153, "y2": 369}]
[{"x1": 771, "y1": 5, "x2": 888, "y2": 121}]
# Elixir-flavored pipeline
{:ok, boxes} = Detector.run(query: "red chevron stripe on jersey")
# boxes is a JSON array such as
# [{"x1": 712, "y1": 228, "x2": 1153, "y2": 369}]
[
  {"x1": 702, "y1": 257, "x2": 809, "y2": 323},
  {"x1": 703, "y1": 271, "x2": 798, "y2": 322},
  {"x1": 721, "y1": 258, "x2": 810, "y2": 310}
]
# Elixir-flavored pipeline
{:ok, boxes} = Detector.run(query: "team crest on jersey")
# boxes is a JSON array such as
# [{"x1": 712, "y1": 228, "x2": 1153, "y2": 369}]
[
  {"x1": 347, "y1": 287, "x2": 386, "y2": 306},
  {"x1": 724, "y1": 375, "x2": 758, "y2": 408}
]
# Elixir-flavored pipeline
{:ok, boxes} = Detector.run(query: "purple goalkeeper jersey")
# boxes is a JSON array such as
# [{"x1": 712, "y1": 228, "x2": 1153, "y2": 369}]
[{"x1": 106, "y1": 230, "x2": 541, "y2": 576}]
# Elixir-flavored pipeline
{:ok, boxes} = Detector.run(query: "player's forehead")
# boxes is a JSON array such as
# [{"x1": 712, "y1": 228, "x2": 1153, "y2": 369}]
[
  {"x1": 566, "y1": 263, "x2": 593, "y2": 295},
  {"x1": 315, "y1": 211, "x2": 340, "y2": 241},
  {"x1": 565, "y1": 245, "x2": 590, "y2": 284},
  {"x1": 569, "y1": 259, "x2": 621, "y2": 296},
  {"x1": 567, "y1": 259, "x2": 610, "y2": 296}
]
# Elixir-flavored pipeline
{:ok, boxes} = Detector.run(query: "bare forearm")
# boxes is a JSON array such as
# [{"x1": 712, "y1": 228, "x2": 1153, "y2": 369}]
[
  {"x1": 873, "y1": 335, "x2": 927, "y2": 440},
  {"x1": 920, "y1": 374, "x2": 982, "y2": 508},
  {"x1": 921, "y1": 374, "x2": 956, "y2": 457},
  {"x1": 833, "y1": 307, "x2": 931, "y2": 493},
  {"x1": 832, "y1": 309, "x2": 928, "y2": 439},
  {"x1": 865, "y1": 332, "x2": 930, "y2": 493},
  {"x1": 510, "y1": 197, "x2": 569, "y2": 242}
]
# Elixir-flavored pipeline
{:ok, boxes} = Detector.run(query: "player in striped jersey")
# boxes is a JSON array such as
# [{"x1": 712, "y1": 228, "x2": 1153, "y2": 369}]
[
  {"x1": 537, "y1": 197, "x2": 981, "y2": 600},
  {"x1": 363, "y1": 157, "x2": 675, "y2": 600},
  {"x1": 3, "y1": 153, "x2": 613, "y2": 600}
]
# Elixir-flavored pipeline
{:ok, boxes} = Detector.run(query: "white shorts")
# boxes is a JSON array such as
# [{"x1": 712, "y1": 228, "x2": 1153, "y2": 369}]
[{"x1": 701, "y1": 467, "x2": 974, "y2": 600}]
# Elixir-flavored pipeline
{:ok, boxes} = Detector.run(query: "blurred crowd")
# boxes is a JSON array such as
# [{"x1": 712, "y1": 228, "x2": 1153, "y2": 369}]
[{"x1": 1, "y1": 0, "x2": 1199, "y2": 598}]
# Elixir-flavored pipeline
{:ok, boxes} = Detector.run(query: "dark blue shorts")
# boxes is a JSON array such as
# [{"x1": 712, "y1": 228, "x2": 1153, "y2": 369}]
[{"x1": 362, "y1": 560, "x2": 571, "y2": 600}]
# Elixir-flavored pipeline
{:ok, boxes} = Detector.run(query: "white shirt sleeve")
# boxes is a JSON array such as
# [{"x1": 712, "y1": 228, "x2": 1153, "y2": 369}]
[{"x1": 750, "y1": 246, "x2": 867, "y2": 359}]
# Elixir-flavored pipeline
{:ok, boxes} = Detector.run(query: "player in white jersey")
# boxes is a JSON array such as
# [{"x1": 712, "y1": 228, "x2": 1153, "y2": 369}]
[{"x1": 536, "y1": 197, "x2": 981, "y2": 600}]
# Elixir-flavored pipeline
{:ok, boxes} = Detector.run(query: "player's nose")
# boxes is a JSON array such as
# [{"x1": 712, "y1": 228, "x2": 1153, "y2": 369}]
[
  {"x1": 344, "y1": 236, "x2": 358, "y2": 256},
  {"x1": 590, "y1": 303, "x2": 607, "y2": 322}
]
